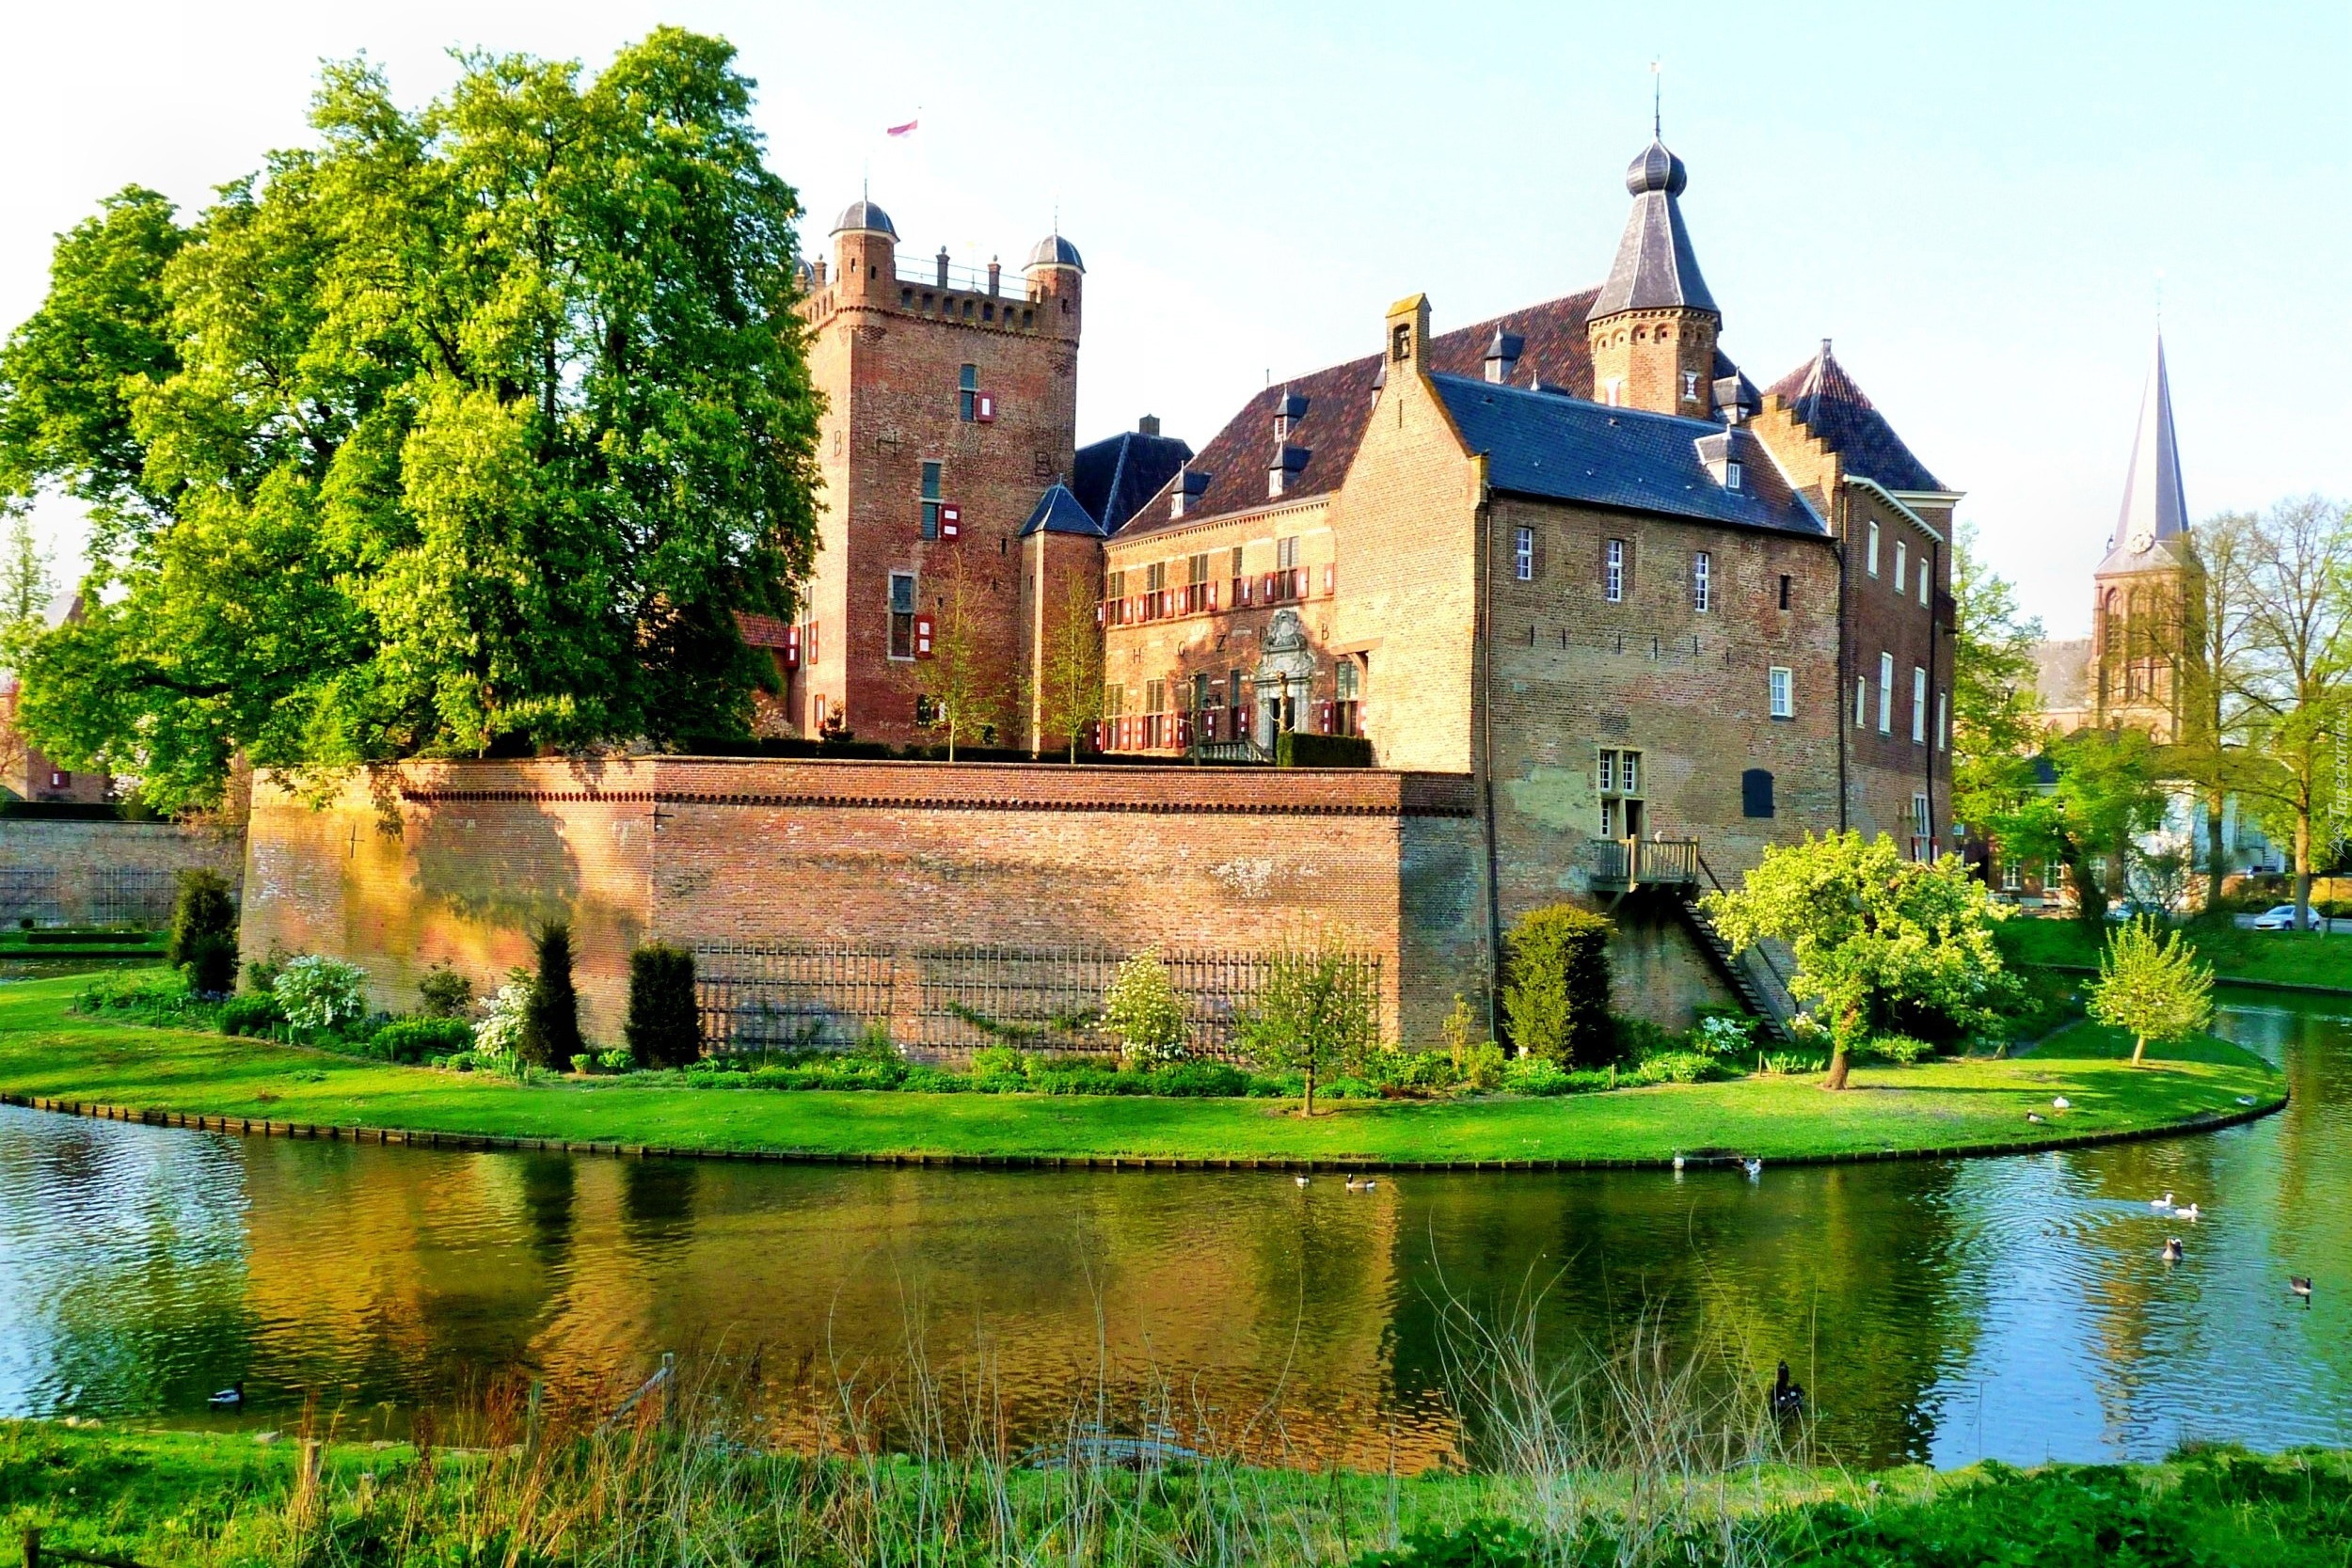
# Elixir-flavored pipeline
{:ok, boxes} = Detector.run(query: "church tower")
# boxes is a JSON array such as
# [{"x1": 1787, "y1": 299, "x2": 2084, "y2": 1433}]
[
  {"x1": 2091, "y1": 331, "x2": 2202, "y2": 742},
  {"x1": 1585, "y1": 138, "x2": 1721, "y2": 417}
]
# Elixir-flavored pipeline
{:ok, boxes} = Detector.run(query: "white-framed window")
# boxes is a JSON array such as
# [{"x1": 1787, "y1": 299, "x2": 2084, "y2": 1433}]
[
  {"x1": 1918, "y1": 558, "x2": 1931, "y2": 606},
  {"x1": 1597, "y1": 747, "x2": 1643, "y2": 837},
  {"x1": 1604, "y1": 538, "x2": 1626, "y2": 603},
  {"x1": 1692, "y1": 550, "x2": 1712, "y2": 612},
  {"x1": 1725, "y1": 459, "x2": 1744, "y2": 491},
  {"x1": 2002, "y1": 860, "x2": 2023, "y2": 892},
  {"x1": 1867, "y1": 519, "x2": 1881, "y2": 577},
  {"x1": 1854, "y1": 674, "x2": 1867, "y2": 726},
  {"x1": 1769, "y1": 666, "x2": 1793, "y2": 719},
  {"x1": 1894, "y1": 540, "x2": 1907, "y2": 594},
  {"x1": 1912, "y1": 792, "x2": 1931, "y2": 839},
  {"x1": 1937, "y1": 689, "x2": 1948, "y2": 751},
  {"x1": 1912, "y1": 665, "x2": 1928, "y2": 743},
  {"x1": 1514, "y1": 527, "x2": 1534, "y2": 581},
  {"x1": 1877, "y1": 652, "x2": 1894, "y2": 733},
  {"x1": 1603, "y1": 377, "x2": 1624, "y2": 406},
  {"x1": 1682, "y1": 370, "x2": 1700, "y2": 403}
]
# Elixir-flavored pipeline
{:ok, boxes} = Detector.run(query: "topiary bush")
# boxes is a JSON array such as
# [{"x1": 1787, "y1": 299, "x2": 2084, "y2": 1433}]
[
  {"x1": 1502, "y1": 905, "x2": 1614, "y2": 1067},
  {"x1": 1275, "y1": 732, "x2": 1373, "y2": 768},
  {"x1": 217, "y1": 991, "x2": 283, "y2": 1037},
  {"x1": 624, "y1": 942, "x2": 703, "y2": 1068},
  {"x1": 518, "y1": 923, "x2": 583, "y2": 1069},
  {"x1": 271, "y1": 955, "x2": 369, "y2": 1033},
  {"x1": 167, "y1": 868, "x2": 240, "y2": 996}
]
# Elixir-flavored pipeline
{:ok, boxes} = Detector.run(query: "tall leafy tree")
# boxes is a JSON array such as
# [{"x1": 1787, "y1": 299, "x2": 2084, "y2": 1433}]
[
  {"x1": 1036, "y1": 569, "x2": 1104, "y2": 760},
  {"x1": 1948, "y1": 523, "x2": 2046, "y2": 862},
  {"x1": 1996, "y1": 725, "x2": 2168, "y2": 927},
  {"x1": 0, "y1": 30, "x2": 820, "y2": 811},
  {"x1": 2228, "y1": 496, "x2": 2352, "y2": 930},
  {"x1": 911, "y1": 552, "x2": 1005, "y2": 760},
  {"x1": 2168, "y1": 511, "x2": 2258, "y2": 912}
]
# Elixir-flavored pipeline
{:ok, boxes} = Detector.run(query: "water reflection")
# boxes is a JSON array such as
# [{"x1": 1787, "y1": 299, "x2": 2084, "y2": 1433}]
[{"x1": 2, "y1": 990, "x2": 2348, "y2": 1469}]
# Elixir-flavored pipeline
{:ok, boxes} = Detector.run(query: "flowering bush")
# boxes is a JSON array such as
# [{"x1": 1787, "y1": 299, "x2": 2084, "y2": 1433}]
[
  {"x1": 472, "y1": 970, "x2": 534, "y2": 1064},
  {"x1": 1694, "y1": 1013, "x2": 1756, "y2": 1059},
  {"x1": 1101, "y1": 950, "x2": 1189, "y2": 1064},
  {"x1": 271, "y1": 956, "x2": 369, "y2": 1033}
]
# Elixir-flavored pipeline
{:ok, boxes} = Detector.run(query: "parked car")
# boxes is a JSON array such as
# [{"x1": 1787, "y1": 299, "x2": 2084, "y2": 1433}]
[
  {"x1": 2251, "y1": 904, "x2": 2303, "y2": 930},
  {"x1": 2105, "y1": 899, "x2": 2173, "y2": 924}
]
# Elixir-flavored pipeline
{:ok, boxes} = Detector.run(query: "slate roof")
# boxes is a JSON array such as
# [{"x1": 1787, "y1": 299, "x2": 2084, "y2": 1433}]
[
  {"x1": 832, "y1": 198, "x2": 897, "y2": 237},
  {"x1": 1072, "y1": 428, "x2": 1194, "y2": 536},
  {"x1": 1433, "y1": 374, "x2": 1822, "y2": 537},
  {"x1": 1592, "y1": 140, "x2": 1717, "y2": 318},
  {"x1": 1026, "y1": 233, "x2": 1085, "y2": 271},
  {"x1": 1762, "y1": 341, "x2": 1944, "y2": 493},
  {"x1": 1121, "y1": 291, "x2": 1598, "y2": 538},
  {"x1": 1018, "y1": 483, "x2": 1107, "y2": 539},
  {"x1": 2113, "y1": 332, "x2": 2188, "y2": 546}
]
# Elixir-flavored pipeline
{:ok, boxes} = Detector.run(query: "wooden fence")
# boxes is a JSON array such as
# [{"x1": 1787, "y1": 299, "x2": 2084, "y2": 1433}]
[{"x1": 691, "y1": 942, "x2": 1380, "y2": 1059}]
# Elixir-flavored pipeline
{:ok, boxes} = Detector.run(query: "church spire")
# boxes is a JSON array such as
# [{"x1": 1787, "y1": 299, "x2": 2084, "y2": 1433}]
[{"x1": 2115, "y1": 331, "x2": 2187, "y2": 553}]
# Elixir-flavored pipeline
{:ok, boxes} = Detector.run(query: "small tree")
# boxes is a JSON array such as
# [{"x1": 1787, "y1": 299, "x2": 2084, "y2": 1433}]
[
  {"x1": 518, "y1": 922, "x2": 583, "y2": 1069},
  {"x1": 2090, "y1": 918, "x2": 2216, "y2": 1067},
  {"x1": 417, "y1": 963, "x2": 474, "y2": 1019},
  {"x1": 1037, "y1": 569, "x2": 1105, "y2": 760},
  {"x1": 1702, "y1": 832, "x2": 2014, "y2": 1090},
  {"x1": 1102, "y1": 949, "x2": 1187, "y2": 1064},
  {"x1": 1240, "y1": 945, "x2": 1377, "y2": 1117},
  {"x1": 1502, "y1": 905, "x2": 1614, "y2": 1067},
  {"x1": 625, "y1": 942, "x2": 703, "y2": 1068},
  {"x1": 912, "y1": 553, "x2": 1005, "y2": 760},
  {"x1": 167, "y1": 867, "x2": 239, "y2": 995}
]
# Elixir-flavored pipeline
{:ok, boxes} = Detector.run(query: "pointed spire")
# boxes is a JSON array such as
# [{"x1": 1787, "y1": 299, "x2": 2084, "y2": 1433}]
[
  {"x1": 1592, "y1": 135, "x2": 1716, "y2": 319},
  {"x1": 2115, "y1": 332, "x2": 2187, "y2": 551}
]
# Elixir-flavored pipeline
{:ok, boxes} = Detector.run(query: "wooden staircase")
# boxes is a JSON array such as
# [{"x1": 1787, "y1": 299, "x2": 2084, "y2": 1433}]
[{"x1": 1677, "y1": 884, "x2": 1796, "y2": 1049}]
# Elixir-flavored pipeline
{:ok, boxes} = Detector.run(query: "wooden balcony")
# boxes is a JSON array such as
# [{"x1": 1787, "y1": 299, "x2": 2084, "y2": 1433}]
[{"x1": 1590, "y1": 837, "x2": 1701, "y2": 891}]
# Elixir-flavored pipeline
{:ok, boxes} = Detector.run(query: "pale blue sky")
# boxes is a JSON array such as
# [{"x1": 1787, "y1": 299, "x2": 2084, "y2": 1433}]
[{"x1": 4, "y1": 1, "x2": 2344, "y2": 636}]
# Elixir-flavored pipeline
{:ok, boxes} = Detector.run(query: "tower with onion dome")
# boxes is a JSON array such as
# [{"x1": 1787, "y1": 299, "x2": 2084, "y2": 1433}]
[{"x1": 1584, "y1": 136, "x2": 1722, "y2": 418}]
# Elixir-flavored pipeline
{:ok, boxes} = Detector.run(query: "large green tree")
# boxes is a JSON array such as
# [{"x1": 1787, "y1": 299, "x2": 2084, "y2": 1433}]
[
  {"x1": 0, "y1": 30, "x2": 820, "y2": 810},
  {"x1": 1948, "y1": 523, "x2": 2046, "y2": 858},
  {"x1": 1700, "y1": 832, "x2": 2014, "y2": 1091},
  {"x1": 1995, "y1": 725, "x2": 2169, "y2": 927}
]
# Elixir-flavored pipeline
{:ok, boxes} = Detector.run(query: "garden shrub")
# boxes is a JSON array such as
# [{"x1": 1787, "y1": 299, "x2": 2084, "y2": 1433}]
[
  {"x1": 167, "y1": 868, "x2": 239, "y2": 996},
  {"x1": 75, "y1": 967, "x2": 199, "y2": 1024},
  {"x1": 242, "y1": 942, "x2": 291, "y2": 996},
  {"x1": 1462, "y1": 1040, "x2": 1505, "y2": 1090},
  {"x1": 271, "y1": 955, "x2": 369, "y2": 1033},
  {"x1": 1101, "y1": 950, "x2": 1188, "y2": 1064},
  {"x1": 1864, "y1": 1032, "x2": 1936, "y2": 1065},
  {"x1": 472, "y1": 971, "x2": 533, "y2": 1065},
  {"x1": 1632, "y1": 1050, "x2": 1723, "y2": 1085},
  {"x1": 1691, "y1": 1005, "x2": 1756, "y2": 1060},
  {"x1": 1274, "y1": 731, "x2": 1373, "y2": 768},
  {"x1": 518, "y1": 923, "x2": 582, "y2": 1069},
  {"x1": 1143, "y1": 1059, "x2": 1257, "y2": 1097},
  {"x1": 624, "y1": 942, "x2": 702, "y2": 1068},
  {"x1": 596, "y1": 1047, "x2": 632, "y2": 1072},
  {"x1": 1501, "y1": 1056, "x2": 1574, "y2": 1096},
  {"x1": 570, "y1": 1053, "x2": 596, "y2": 1074},
  {"x1": 1502, "y1": 905, "x2": 1613, "y2": 1067},
  {"x1": 416, "y1": 964, "x2": 473, "y2": 1019},
  {"x1": 1612, "y1": 1013, "x2": 1680, "y2": 1061},
  {"x1": 217, "y1": 991, "x2": 283, "y2": 1037},
  {"x1": 372, "y1": 1017, "x2": 473, "y2": 1063}
]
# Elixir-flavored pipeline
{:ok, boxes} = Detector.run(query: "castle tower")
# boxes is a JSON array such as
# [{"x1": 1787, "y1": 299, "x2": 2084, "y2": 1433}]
[
  {"x1": 1585, "y1": 139, "x2": 1721, "y2": 417},
  {"x1": 2091, "y1": 331, "x2": 2201, "y2": 742},
  {"x1": 789, "y1": 198, "x2": 1083, "y2": 746}
]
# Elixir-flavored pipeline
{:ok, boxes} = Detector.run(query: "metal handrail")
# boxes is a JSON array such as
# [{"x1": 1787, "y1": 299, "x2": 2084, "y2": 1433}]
[
  {"x1": 897, "y1": 261, "x2": 1029, "y2": 298},
  {"x1": 1692, "y1": 850, "x2": 1797, "y2": 1004}
]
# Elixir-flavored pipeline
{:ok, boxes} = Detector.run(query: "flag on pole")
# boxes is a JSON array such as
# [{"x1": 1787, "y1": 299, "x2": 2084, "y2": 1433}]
[{"x1": 886, "y1": 118, "x2": 919, "y2": 137}]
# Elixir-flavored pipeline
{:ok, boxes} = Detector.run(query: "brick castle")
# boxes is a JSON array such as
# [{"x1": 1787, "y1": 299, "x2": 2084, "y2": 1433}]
[{"x1": 242, "y1": 134, "x2": 1965, "y2": 1045}]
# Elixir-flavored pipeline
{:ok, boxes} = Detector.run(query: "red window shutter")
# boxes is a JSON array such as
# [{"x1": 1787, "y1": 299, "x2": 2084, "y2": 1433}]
[
  {"x1": 1316, "y1": 700, "x2": 1331, "y2": 733},
  {"x1": 975, "y1": 392, "x2": 996, "y2": 422},
  {"x1": 1324, "y1": 564, "x2": 1335, "y2": 594},
  {"x1": 914, "y1": 613, "x2": 934, "y2": 657},
  {"x1": 1095, "y1": 601, "x2": 1104, "y2": 626},
  {"x1": 782, "y1": 625, "x2": 802, "y2": 668},
  {"x1": 1208, "y1": 581, "x2": 1218, "y2": 610},
  {"x1": 939, "y1": 503, "x2": 961, "y2": 539}
]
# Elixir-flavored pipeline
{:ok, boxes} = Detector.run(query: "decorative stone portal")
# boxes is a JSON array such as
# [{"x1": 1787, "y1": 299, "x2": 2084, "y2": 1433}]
[{"x1": 1254, "y1": 609, "x2": 1316, "y2": 750}]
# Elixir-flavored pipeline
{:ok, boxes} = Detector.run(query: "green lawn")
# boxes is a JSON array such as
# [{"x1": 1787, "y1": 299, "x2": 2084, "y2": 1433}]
[
  {"x1": 1996, "y1": 915, "x2": 2352, "y2": 990},
  {"x1": 0, "y1": 976, "x2": 2280, "y2": 1165},
  {"x1": 8, "y1": 1418, "x2": 2351, "y2": 1568}
]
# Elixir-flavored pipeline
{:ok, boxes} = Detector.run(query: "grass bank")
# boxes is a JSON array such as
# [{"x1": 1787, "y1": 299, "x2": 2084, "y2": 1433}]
[
  {"x1": 1997, "y1": 914, "x2": 2352, "y2": 991},
  {"x1": 6, "y1": 1419, "x2": 2348, "y2": 1567},
  {"x1": 0, "y1": 976, "x2": 2281, "y2": 1165}
]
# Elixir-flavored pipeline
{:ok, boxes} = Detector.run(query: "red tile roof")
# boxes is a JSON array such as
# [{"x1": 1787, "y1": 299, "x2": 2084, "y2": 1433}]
[
  {"x1": 1119, "y1": 291, "x2": 1597, "y2": 539},
  {"x1": 1762, "y1": 343, "x2": 1944, "y2": 494},
  {"x1": 734, "y1": 610, "x2": 796, "y2": 649}
]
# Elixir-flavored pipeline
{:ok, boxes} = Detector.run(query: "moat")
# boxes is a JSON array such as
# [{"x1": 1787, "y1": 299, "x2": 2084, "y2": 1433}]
[{"x1": 2, "y1": 988, "x2": 2344, "y2": 1472}]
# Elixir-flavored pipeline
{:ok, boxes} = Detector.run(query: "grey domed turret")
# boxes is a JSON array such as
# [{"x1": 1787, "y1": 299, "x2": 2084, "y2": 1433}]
[
  {"x1": 833, "y1": 198, "x2": 898, "y2": 238},
  {"x1": 1593, "y1": 138, "x2": 1713, "y2": 318},
  {"x1": 1625, "y1": 140, "x2": 1688, "y2": 198},
  {"x1": 1025, "y1": 232, "x2": 1084, "y2": 272}
]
